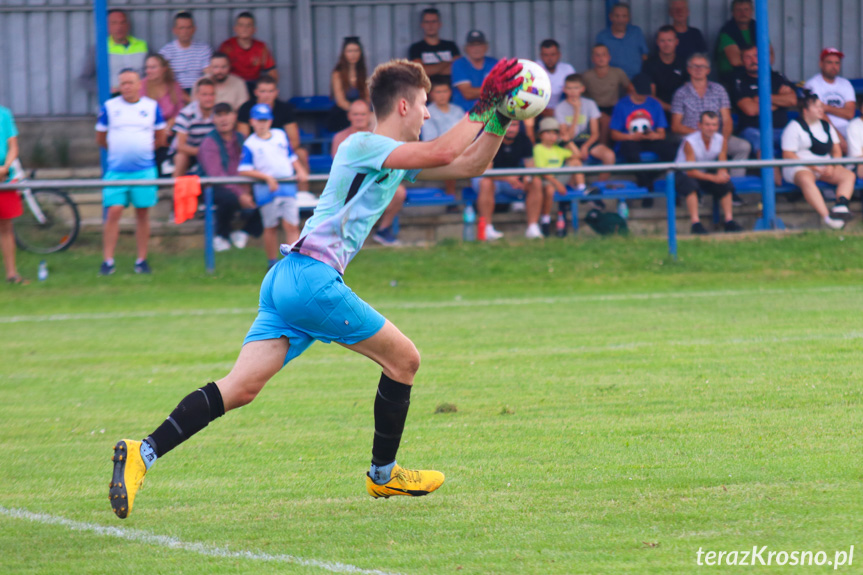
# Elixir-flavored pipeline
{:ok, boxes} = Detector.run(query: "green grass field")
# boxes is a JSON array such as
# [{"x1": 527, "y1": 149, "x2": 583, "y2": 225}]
[{"x1": 2, "y1": 232, "x2": 862, "y2": 574}]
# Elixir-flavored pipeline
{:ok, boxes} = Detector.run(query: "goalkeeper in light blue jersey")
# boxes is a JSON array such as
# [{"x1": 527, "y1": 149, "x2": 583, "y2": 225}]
[{"x1": 109, "y1": 58, "x2": 524, "y2": 517}]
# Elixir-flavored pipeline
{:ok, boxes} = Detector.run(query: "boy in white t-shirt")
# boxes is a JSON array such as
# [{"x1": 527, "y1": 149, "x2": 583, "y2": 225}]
[{"x1": 239, "y1": 103, "x2": 309, "y2": 268}]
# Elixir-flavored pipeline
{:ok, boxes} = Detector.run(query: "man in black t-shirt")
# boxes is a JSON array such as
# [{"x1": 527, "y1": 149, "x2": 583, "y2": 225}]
[
  {"x1": 732, "y1": 44, "x2": 797, "y2": 158},
  {"x1": 471, "y1": 121, "x2": 542, "y2": 240},
  {"x1": 408, "y1": 8, "x2": 461, "y2": 86},
  {"x1": 236, "y1": 75, "x2": 307, "y2": 169},
  {"x1": 668, "y1": 0, "x2": 707, "y2": 65},
  {"x1": 642, "y1": 25, "x2": 687, "y2": 125}
]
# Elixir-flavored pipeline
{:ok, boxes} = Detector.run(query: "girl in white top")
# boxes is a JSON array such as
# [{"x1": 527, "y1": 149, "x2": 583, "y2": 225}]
[{"x1": 781, "y1": 94, "x2": 854, "y2": 229}]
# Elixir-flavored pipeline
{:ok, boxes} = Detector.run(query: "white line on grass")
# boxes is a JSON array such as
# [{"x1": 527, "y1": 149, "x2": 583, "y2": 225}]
[
  {"x1": 1, "y1": 285, "x2": 859, "y2": 325},
  {"x1": 0, "y1": 506, "x2": 402, "y2": 575}
]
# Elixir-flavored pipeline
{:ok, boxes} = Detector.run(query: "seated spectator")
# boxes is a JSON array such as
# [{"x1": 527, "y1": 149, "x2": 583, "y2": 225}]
[
  {"x1": 238, "y1": 76, "x2": 306, "y2": 171},
  {"x1": 804, "y1": 48, "x2": 856, "y2": 144},
  {"x1": 715, "y1": 0, "x2": 771, "y2": 90},
  {"x1": 668, "y1": 0, "x2": 707, "y2": 65},
  {"x1": 142, "y1": 54, "x2": 188, "y2": 130},
  {"x1": 0, "y1": 104, "x2": 24, "y2": 283},
  {"x1": 170, "y1": 77, "x2": 216, "y2": 177},
  {"x1": 218, "y1": 12, "x2": 278, "y2": 94},
  {"x1": 581, "y1": 44, "x2": 630, "y2": 146},
  {"x1": 79, "y1": 9, "x2": 148, "y2": 97},
  {"x1": 472, "y1": 120, "x2": 540, "y2": 240},
  {"x1": 595, "y1": 3, "x2": 648, "y2": 79},
  {"x1": 331, "y1": 100, "x2": 406, "y2": 247},
  {"x1": 845, "y1": 102, "x2": 863, "y2": 179},
  {"x1": 675, "y1": 111, "x2": 743, "y2": 234},
  {"x1": 533, "y1": 117, "x2": 580, "y2": 236},
  {"x1": 671, "y1": 54, "x2": 750, "y2": 178},
  {"x1": 450, "y1": 30, "x2": 497, "y2": 112},
  {"x1": 239, "y1": 104, "x2": 309, "y2": 268},
  {"x1": 610, "y1": 73, "x2": 677, "y2": 204},
  {"x1": 197, "y1": 103, "x2": 261, "y2": 252},
  {"x1": 408, "y1": 8, "x2": 460, "y2": 85},
  {"x1": 421, "y1": 81, "x2": 464, "y2": 200},
  {"x1": 538, "y1": 39, "x2": 576, "y2": 112},
  {"x1": 328, "y1": 37, "x2": 370, "y2": 132},
  {"x1": 554, "y1": 74, "x2": 615, "y2": 186},
  {"x1": 642, "y1": 25, "x2": 687, "y2": 125},
  {"x1": 732, "y1": 45, "x2": 796, "y2": 160},
  {"x1": 781, "y1": 94, "x2": 854, "y2": 229},
  {"x1": 196, "y1": 52, "x2": 249, "y2": 112},
  {"x1": 159, "y1": 11, "x2": 213, "y2": 93}
]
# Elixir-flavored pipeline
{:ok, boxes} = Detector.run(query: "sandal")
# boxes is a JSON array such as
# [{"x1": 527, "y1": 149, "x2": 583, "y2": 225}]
[{"x1": 6, "y1": 274, "x2": 29, "y2": 285}]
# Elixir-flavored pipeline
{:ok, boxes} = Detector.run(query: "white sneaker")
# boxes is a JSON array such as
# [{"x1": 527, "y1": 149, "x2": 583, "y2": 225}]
[
  {"x1": 213, "y1": 235, "x2": 232, "y2": 252},
  {"x1": 823, "y1": 215, "x2": 845, "y2": 230},
  {"x1": 525, "y1": 223, "x2": 543, "y2": 239},
  {"x1": 485, "y1": 225, "x2": 503, "y2": 241},
  {"x1": 230, "y1": 231, "x2": 249, "y2": 249}
]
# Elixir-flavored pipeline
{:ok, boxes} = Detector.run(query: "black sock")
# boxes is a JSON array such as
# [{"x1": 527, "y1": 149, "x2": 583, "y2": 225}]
[
  {"x1": 371, "y1": 373, "x2": 412, "y2": 467},
  {"x1": 145, "y1": 382, "x2": 225, "y2": 458}
]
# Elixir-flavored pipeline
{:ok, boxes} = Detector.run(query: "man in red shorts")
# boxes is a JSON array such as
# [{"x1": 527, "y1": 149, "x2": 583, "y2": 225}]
[
  {"x1": 218, "y1": 12, "x2": 278, "y2": 95},
  {"x1": 0, "y1": 104, "x2": 24, "y2": 284}
]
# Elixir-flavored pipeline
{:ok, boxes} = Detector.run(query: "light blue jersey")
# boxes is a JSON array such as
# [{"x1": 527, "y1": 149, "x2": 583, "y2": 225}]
[{"x1": 285, "y1": 132, "x2": 419, "y2": 274}]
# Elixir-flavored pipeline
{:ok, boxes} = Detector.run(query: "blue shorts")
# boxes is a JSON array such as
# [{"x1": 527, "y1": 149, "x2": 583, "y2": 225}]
[
  {"x1": 244, "y1": 253, "x2": 386, "y2": 365},
  {"x1": 103, "y1": 168, "x2": 159, "y2": 208}
]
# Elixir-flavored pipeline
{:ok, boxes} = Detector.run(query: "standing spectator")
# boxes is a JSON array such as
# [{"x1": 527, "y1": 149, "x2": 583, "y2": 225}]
[
  {"x1": 328, "y1": 37, "x2": 370, "y2": 132},
  {"x1": 671, "y1": 54, "x2": 751, "y2": 177},
  {"x1": 0, "y1": 104, "x2": 24, "y2": 284},
  {"x1": 472, "y1": 121, "x2": 540, "y2": 240},
  {"x1": 421, "y1": 80, "x2": 463, "y2": 201},
  {"x1": 331, "y1": 100, "x2": 407, "y2": 247},
  {"x1": 95, "y1": 69, "x2": 167, "y2": 276},
  {"x1": 715, "y1": 0, "x2": 769, "y2": 90},
  {"x1": 642, "y1": 25, "x2": 688, "y2": 124},
  {"x1": 732, "y1": 45, "x2": 796, "y2": 161},
  {"x1": 159, "y1": 11, "x2": 213, "y2": 92},
  {"x1": 668, "y1": 0, "x2": 707, "y2": 65},
  {"x1": 595, "y1": 3, "x2": 649, "y2": 79},
  {"x1": 196, "y1": 52, "x2": 249, "y2": 112},
  {"x1": 408, "y1": 8, "x2": 461, "y2": 85},
  {"x1": 238, "y1": 104, "x2": 309, "y2": 268},
  {"x1": 450, "y1": 30, "x2": 498, "y2": 112},
  {"x1": 198, "y1": 103, "x2": 260, "y2": 252},
  {"x1": 581, "y1": 43, "x2": 630, "y2": 146},
  {"x1": 675, "y1": 111, "x2": 742, "y2": 234},
  {"x1": 781, "y1": 94, "x2": 854, "y2": 229},
  {"x1": 79, "y1": 9, "x2": 149, "y2": 96},
  {"x1": 538, "y1": 39, "x2": 576, "y2": 112},
  {"x1": 170, "y1": 77, "x2": 216, "y2": 177},
  {"x1": 610, "y1": 73, "x2": 677, "y2": 202},
  {"x1": 533, "y1": 117, "x2": 580, "y2": 235},
  {"x1": 218, "y1": 12, "x2": 278, "y2": 95},
  {"x1": 238, "y1": 75, "x2": 306, "y2": 171},
  {"x1": 141, "y1": 54, "x2": 188, "y2": 130},
  {"x1": 804, "y1": 48, "x2": 857, "y2": 143}
]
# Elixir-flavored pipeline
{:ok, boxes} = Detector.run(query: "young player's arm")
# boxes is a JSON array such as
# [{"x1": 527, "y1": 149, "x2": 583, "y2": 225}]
[{"x1": 416, "y1": 128, "x2": 508, "y2": 180}]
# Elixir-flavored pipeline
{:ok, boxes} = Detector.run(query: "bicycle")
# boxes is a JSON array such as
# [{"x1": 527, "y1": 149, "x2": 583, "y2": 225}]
[{"x1": 9, "y1": 161, "x2": 81, "y2": 254}]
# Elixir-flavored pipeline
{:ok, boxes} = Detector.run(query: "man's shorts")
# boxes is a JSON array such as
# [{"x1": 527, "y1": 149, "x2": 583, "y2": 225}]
[
  {"x1": 470, "y1": 177, "x2": 527, "y2": 199},
  {"x1": 260, "y1": 196, "x2": 299, "y2": 228},
  {"x1": 103, "y1": 167, "x2": 159, "y2": 208},
  {"x1": 244, "y1": 252, "x2": 386, "y2": 366},
  {"x1": 0, "y1": 190, "x2": 22, "y2": 220}
]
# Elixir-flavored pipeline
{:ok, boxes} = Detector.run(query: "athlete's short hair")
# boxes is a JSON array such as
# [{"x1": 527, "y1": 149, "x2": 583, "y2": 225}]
[{"x1": 369, "y1": 59, "x2": 431, "y2": 120}]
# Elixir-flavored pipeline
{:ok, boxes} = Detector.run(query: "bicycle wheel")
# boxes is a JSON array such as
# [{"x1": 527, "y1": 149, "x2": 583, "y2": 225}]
[{"x1": 14, "y1": 188, "x2": 81, "y2": 254}]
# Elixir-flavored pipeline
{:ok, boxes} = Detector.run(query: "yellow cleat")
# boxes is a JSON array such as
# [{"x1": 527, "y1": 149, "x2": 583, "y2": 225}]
[
  {"x1": 365, "y1": 464, "x2": 445, "y2": 499},
  {"x1": 109, "y1": 439, "x2": 147, "y2": 519}
]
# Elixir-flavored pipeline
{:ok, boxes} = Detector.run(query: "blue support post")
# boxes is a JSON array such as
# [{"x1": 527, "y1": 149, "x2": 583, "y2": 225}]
[
  {"x1": 204, "y1": 186, "x2": 215, "y2": 274},
  {"x1": 666, "y1": 172, "x2": 677, "y2": 259},
  {"x1": 753, "y1": 0, "x2": 785, "y2": 230},
  {"x1": 93, "y1": 0, "x2": 110, "y2": 172}
]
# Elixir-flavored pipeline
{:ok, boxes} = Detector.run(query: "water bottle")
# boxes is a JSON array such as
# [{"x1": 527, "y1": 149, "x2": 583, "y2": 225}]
[
  {"x1": 463, "y1": 204, "x2": 476, "y2": 242},
  {"x1": 555, "y1": 210, "x2": 567, "y2": 237},
  {"x1": 37, "y1": 260, "x2": 48, "y2": 282},
  {"x1": 617, "y1": 200, "x2": 629, "y2": 220}
]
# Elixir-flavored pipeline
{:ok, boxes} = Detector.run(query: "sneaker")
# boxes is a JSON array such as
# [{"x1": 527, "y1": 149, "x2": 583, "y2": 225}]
[
  {"x1": 830, "y1": 202, "x2": 854, "y2": 221},
  {"x1": 134, "y1": 260, "x2": 151, "y2": 274},
  {"x1": 732, "y1": 192, "x2": 746, "y2": 207},
  {"x1": 525, "y1": 223, "x2": 543, "y2": 239},
  {"x1": 99, "y1": 261, "x2": 115, "y2": 276},
  {"x1": 372, "y1": 226, "x2": 401, "y2": 246},
  {"x1": 824, "y1": 215, "x2": 846, "y2": 230},
  {"x1": 540, "y1": 221, "x2": 551, "y2": 237},
  {"x1": 365, "y1": 464, "x2": 445, "y2": 499},
  {"x1": 229, "y1": 230, "x2": 249, "y2": 249},
  {"x1": 484, "y1": 224, "x2": 503, "y2": 241},
  {"x1": 109, "y1": 440, "x2": 148, "y2": 519},
  {"x1": 213, "y1": 235, "x2": 232, "y2": 252},
  {"x1": 724, "y1": 219, "x2": 744, "y2": 233},
  {"x1": 691, "y1": 222, "x2": 709, "y2": 235}
]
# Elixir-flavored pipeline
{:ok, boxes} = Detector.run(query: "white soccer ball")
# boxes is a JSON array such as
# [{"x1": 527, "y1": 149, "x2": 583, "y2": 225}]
[{"x1": 498, "y1": 59, "x2": 552, "y2": 121}]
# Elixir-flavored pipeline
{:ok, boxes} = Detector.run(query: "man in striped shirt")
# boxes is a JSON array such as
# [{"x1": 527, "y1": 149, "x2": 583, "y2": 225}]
[
  {"x1": 170, "y1": 78, "x2": 216, "y2": 177},
  {"x1": 159, "y1": 11, "x2": 213, "y2": 92}
]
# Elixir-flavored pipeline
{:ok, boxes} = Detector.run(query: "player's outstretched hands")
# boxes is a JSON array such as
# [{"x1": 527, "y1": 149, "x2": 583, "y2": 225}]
[{"x1": 468, "y1": 58, "x2": 523, "y2": 125}]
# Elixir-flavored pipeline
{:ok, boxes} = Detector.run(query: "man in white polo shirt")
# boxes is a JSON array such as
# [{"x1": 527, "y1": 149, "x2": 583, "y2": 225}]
[
  {"x1": 805, "y1": 48, "x2": 857, "y2": 145},
  {"x1": 96, "y1": 69, "x2": 167, "y2": 276},
  {"x1": 538, "y1": 39, "x2": 576, "y2": 113}
]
